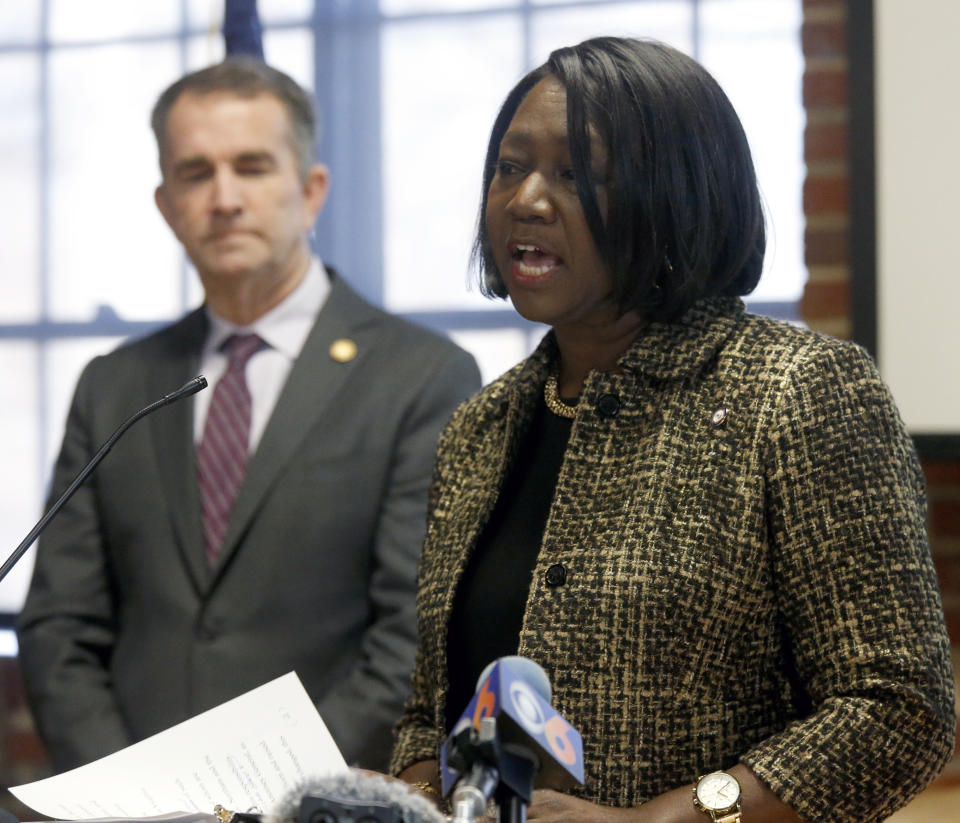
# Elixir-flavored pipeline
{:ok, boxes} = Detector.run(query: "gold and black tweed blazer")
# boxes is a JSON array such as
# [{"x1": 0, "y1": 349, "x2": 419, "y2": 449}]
[{"x1": 391, "y1": 296, "x2": 955, "y2": 823}]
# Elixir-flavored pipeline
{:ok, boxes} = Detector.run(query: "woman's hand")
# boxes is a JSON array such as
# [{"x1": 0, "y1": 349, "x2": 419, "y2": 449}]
[
  {"x1": 396, "y1": 759, "x2": 443, "y2": 805},
  {"x1": 527, "y1": 789, "x2": 640, "y2": 823},
  {"x1": 527, "y1": 763, "x2": 804, "y2": 823}
]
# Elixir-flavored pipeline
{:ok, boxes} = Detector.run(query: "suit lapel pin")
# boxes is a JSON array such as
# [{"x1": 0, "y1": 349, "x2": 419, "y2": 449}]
[
  {"x1": 710, "y1": 405, "x2": 728, "y2": 426},
  {"x1": 329, "y1": 338, "x2": 358, "y2": 363}
]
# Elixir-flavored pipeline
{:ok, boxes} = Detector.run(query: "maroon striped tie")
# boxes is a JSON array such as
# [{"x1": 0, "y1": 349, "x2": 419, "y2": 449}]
[{"x1": 197, "y1": 333, "x2": 264, "y2": 566}]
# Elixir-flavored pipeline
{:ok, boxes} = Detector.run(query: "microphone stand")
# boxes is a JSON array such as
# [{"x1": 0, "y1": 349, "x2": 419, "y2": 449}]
[
  {"x1": 0, "y1": 376, "x2": 207, "y2": 583},
  {"x1": 448, "y1": 719, "x2": 539, "y2": 823},
  {"x1": 493, "y1": 746, "x2": 538, "y2": 823},
  {"x1": 449, "y1": 720, "x2": 500, "y2": 823}
]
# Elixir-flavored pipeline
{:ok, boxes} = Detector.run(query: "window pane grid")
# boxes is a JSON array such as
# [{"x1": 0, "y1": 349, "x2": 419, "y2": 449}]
[{"x1": 0, "y1": 0, "x2": 803, "y2": 618}]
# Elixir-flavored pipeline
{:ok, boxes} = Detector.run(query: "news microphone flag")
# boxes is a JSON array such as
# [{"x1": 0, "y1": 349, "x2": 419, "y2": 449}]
[{"x1": 440, "y1": 657, "x2": 584, "y2": 796}]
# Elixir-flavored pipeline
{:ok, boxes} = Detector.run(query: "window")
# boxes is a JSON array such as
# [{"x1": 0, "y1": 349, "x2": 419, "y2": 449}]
[{"x1": 0, "y1": 0, "x2": 803, "y2": 625}]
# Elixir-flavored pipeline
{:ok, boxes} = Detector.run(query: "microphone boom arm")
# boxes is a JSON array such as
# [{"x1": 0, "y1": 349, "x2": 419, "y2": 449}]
[{"x1": 0, "y1": 376, "x2": 207, "y2": 583}]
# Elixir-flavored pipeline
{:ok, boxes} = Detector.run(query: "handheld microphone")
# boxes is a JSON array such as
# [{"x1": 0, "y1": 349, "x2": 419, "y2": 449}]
[
  {"x1": 441, "y1": 656, "x2": 584, "y2": 823},
  {"x1": 266, "y1": 771, "x2": 447, "y2": 823},
  {"x1": 0, "y1": 376, "x2": 208, "y2": 583}
]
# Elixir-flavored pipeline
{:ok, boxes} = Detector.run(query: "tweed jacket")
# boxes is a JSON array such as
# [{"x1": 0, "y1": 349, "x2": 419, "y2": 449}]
[{"x1": 391, "y1": 297, "x2": 955, "y2": 823}]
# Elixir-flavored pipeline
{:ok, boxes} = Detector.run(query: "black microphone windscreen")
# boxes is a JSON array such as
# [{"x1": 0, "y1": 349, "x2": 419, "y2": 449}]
[{"x1": 267, "y1": 771, "x2": 445, "y2": 823}]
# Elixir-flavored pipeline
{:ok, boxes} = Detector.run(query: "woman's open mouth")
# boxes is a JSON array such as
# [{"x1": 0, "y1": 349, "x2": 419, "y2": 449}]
[{"x1": 511, "y1": 243, "x2": 563, "y2": 279}]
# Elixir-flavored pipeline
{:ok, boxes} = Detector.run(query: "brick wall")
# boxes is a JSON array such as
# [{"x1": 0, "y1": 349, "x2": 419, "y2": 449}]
[
  {"x1": 928, "y1": 462, "x2": 960, "y2": 649},
  {"x1": 802, "y1": 0, "x2": 851, "y2": 340}
]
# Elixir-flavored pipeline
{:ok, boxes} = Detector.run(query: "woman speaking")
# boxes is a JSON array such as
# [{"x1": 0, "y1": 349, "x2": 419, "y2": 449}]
[{"x1": 391, "y1": 37, "x2": 955, "y2": 822}]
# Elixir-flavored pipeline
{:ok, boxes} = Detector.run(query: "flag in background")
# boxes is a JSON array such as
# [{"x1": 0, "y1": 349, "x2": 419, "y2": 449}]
[{"x1": 223, "y1": 0, "x2": 264, "y2": 58}]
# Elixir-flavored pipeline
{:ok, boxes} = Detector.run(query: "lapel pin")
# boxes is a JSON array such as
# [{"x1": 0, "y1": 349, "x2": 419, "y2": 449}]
[
  {"x1": 329, "y1": 338, "x2": 358, "y2": 363},
  {"x1": 710, "y1": 406, "x2": 728, "y2": 427}
]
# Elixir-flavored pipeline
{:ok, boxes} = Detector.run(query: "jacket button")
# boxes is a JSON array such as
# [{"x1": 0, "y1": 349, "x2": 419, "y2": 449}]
[
  {"x1": 596, "y1": 393, "x2": 621, "y2": 418},
  {"x1": 545, "y1": 563, "x2": 567, "y2": 587}
]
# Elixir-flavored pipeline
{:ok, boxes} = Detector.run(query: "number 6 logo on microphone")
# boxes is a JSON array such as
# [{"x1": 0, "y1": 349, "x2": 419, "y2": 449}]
[
  {"x1": 441, "y1": 657, "x2": 585, "y2": 796},
  {"x1": 471, "y1": 677, "x2": 498, "y2": 728},
  {"x1": 544, "y1": 715, "x2": 578, "y2": 766}
]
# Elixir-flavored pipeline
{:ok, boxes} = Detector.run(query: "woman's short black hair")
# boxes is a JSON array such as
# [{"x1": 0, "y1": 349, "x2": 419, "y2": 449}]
[{"x1": 472, "y1": 37, "x2": 766, "y2": 322}]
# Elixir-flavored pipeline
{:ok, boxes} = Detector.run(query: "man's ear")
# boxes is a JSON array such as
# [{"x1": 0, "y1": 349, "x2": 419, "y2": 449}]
[
  {"x1": 154, "y1": 184, "x2": 175, "y2": 232},
  {"x1": 302, "y1": 163, "x2": 331, "y2": 228}
]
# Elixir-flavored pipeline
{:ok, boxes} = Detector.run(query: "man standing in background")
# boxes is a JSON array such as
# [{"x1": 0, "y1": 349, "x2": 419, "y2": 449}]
[{"x1": 17, "y1": 58, "x2": 480, "y2": 772}]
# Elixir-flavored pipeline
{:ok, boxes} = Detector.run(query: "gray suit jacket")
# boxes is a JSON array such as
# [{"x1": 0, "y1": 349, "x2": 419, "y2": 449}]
[{"x1": 17, "y1": 273, "x2": 481, "y2": 773}]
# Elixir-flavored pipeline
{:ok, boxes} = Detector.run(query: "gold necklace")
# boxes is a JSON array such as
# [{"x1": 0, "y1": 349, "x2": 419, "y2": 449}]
[{"x1": 544, "y1": 374, "x2": 578, "y2": 419}]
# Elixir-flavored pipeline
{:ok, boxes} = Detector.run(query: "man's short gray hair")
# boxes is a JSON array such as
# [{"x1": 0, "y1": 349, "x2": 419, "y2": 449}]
[{"x1": 151, "y1": 57, "x2": 317, "y2": 181}]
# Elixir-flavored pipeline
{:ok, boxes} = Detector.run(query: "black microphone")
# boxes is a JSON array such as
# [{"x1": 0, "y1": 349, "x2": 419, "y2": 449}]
[
  {"x1": 266, "y1": 771, "x2": 447, "y2": 823},
  {"x1": 442, "y1": 656, "x2": 584, "y2": 823},
  {"x1": 0, "y1": 376, "x2": 208, "y2": 583}
]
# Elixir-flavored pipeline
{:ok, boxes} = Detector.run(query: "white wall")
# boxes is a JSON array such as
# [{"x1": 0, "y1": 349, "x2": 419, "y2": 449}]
[{"x1": 875, "y1": 0, "x2": 960, "y2": 433}]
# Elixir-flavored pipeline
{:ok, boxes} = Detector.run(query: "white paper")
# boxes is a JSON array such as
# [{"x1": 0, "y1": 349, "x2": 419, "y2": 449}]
[{"x1": 10, "y1": 671, "x2": 347, "y2": 820}]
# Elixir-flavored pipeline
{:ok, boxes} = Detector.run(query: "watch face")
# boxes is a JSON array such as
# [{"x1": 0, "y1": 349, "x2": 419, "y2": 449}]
[{"x1": 696, "y1": 771, "x2": 741, "y2": 811}]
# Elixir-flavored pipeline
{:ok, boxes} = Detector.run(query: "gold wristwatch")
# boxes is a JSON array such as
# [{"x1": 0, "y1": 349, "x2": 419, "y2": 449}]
[{"x1": 693, "y1": 771, "x2": 742, "y2": 822}]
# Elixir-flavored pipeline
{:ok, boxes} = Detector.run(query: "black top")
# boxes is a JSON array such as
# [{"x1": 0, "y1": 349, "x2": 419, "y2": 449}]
[{"x1": 444, "y1": 396, "x2": 573, "y2": 732}]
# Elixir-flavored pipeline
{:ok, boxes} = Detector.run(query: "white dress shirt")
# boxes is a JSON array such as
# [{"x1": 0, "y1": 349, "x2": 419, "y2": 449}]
[{"x1": 194, "y1": 259, "x2": 331, "y2": 452}]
